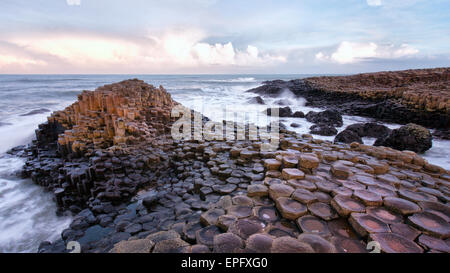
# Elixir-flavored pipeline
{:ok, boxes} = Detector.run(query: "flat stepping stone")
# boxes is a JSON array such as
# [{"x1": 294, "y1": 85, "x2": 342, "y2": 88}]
[
  {"x1": 354, "y1": 175, "x2": 377, "y2": 186},
  {"x1": 282, "y1": 156, "x2": 298, "y2": 168},
  {"x1": 146, "y1": 230, "x2": 180, "y2": 244},
  {"x1": 196, "y1": 225, "x2": 222, "y2": 247},
  {"x1": 153, "y1": 238, "x2": 190, "y2": 253},
  {"x1": 232, "y1": 195, "x2": 253, "y2": 206},
  {"x1": 269, "y1": 183, "x2": 295, "y2": 200},
  {"x1": 213, "y1": 184, "x2": 237, "y2": 195},
  {"x1": 389, "y1": 223, "x2": 421, "y2": 241},
  {"x1": 367, "y1": 161, "x2": 389, "y2": 175},
  {"x1": 332, "y1": 187, "x2": 353, "y2": 197},
  {"x1": 313, "y1": 191, "x2": 332, "y2": 203},
  {"x1": 417, "y1": 187, "x2": 444, "y2": 199},
  {"x1": 331, "y1": 195, "x2": 366, "y2": 217},
  {"x1": 328, "y1": 219, "x2": 359, "y2": 239},
  {"x1": 377, "y1": 174, "x2": 401, "y2": 187},
  {"x1": 275, "y1": 197, "x2": 308, "y2": 220},
  {"x1": 369, "y1": 233, "x2": 423, "y2": 253},
  {"x1": 331, "y1": 237, "x2": 368, "y2": 253},
  {"x1": 245, "y1": 233, "x2": 274, "y2": 253},
  {"x1": 247, "y1": 184, "x2": 269, "y2": 197},
  {"x1": 341, "y1": 181, "x2": 365, "y2": 191},
  {"x1": 308, "y1": 202, "x2": 339, "y2": 221},
  {"x1": 331, "y1": 162, "x2": 352, "y2": 179},
  {"x1": 281, "y1": 168, "x2": 305, "y2": 180},
  {"x1": 227, "y1": 205, "x2": 253, "y2": 219},
  {"x1": 418, "y1": 201, "x2": 450, "y2": 222},
  {"x1": 349, "y1": 213, "x2": 391, "y2": 237},
  {"x1": 366, "y1": 207, "x2": 403, "y2": 224},
  {"x1": 110, "y1": 239, "x2": 155, "y2": 253},
  {"x1": 408, "y1": 212, "x2": 450, "y2": 239},
  {"x1": 182, "y1": 222, "x2": 203, "y2": 243},
  {"x1": 398, "y1": 189, "x2": 438, "y2": 203},
  {"x1": 368, "y1": 185, "x2": 396, "y2": 197},
  {"x1": 228, "y1": 218, "x2": 264, "y2": 239},
  {"x1": 297, "y1": 233, "x2": 336, "y2": 253},
  {"x1": 271, "y1": 236, "x2": 314, "y2": 253},
  {"x1": 299, "y1": 154, "x2": 320, "y2": 170},
  {"x1": 267, "y1": 227, "x2": 296, "y2": 238},
  {"x1": 190, "y1": 244, "x2": 211, "y2": 253},
  {"x1": 354, "y1": 190, "x2": 383, "y2": 206},
  {"x1": 292, "y1": 188, "x2": 318, "y2": 204},
  {"x1": 213, "y1": 233, "x2": 244, "y2": 253},
  {"x1": 384, "y1": 197, "x2": 421, "y2": 215},
  {"x1": 316, "y1": 181, "x2": 339, "y2": 193},
  {"x1": 296, "y1": 215, "x2": 331, "y2": 237},
  {"x1": 417, "y1": 234, "x2": 450, "y2": 252},
  {"x1": 264, "y1": 177, "x2": 283, "y2": 187},
  {"x1": 254, "y1": 206, "x2": 280, "y2": 223},
  {"x1": 287, "y1": 179, "x2": 317, "y2": 191},
  {"x1": 200, "y1": 208, "x2": 225, "y2": 226},
  {"x1": 264, "y1": 159, "x2": 281, "y2": 171},
  {"x1": 217, "y1": 215, "x2": 237, "y2": 231}
]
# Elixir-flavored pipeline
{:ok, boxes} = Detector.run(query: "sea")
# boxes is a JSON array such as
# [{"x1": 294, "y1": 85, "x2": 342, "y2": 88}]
[{"x1": 0, "y1": 74, "x2": 448, "y2": 252}]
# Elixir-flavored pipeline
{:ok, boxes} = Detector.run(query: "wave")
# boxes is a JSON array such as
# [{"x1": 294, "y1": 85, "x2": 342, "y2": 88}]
[{"x1": 202, "y1": 77, "x2": 257, "y2": 83}]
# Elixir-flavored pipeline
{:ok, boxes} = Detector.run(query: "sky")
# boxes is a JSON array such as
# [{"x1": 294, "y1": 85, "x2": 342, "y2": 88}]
[{"x1": 0, "y1": 0, "x2": 449, "y2": 74}]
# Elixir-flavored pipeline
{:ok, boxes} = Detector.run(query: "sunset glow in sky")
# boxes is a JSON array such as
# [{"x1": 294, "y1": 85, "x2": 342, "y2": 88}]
[{"x1": 0, "y1": 0, "x2": 449, "y2": 74}]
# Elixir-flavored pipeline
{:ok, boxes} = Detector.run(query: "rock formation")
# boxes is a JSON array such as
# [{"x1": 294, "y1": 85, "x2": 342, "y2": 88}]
[
  {"x1": 375, "y1": 123, "x2": 433, "y2": 153},
  {"x1": 12, "y1": 79, "x2": 449, "y2": 254},
  {"x1": 247, "y1": 68, "x2": 450, "y2": 132}
]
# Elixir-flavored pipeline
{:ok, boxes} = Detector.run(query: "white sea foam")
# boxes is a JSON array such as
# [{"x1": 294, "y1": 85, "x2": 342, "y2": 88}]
[{"x1": 0, "y1": 156, "x2": 71, "y2": 253}]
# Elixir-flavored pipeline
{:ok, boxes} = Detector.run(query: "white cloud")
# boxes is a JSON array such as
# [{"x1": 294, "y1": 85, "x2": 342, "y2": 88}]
[
  {"x1": 316, "y1": 41, "x2": 419, "y2": 64},
  {"x1": 66, "y1": 0, "x2": 81, "y2": 6},
  {"x1": 366, "y1": 0, "x2": 382, "y2": 6},
  {"x1": 1, "y1": 28, "x2": 285, "y2": 72}
]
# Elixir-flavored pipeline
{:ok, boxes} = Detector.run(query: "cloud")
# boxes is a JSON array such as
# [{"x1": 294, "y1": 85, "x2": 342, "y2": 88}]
[
  {"x1": 66, "y1": 0, "x2": 81, "y2": 6},
  {"x1": 366, "y1": 0, "x2": 382, "y2": 6},
  {"x1": 0, "y1": 28, "x2": 286, "y2": 72},
  {"x1": 315, "y1": 41, "x2": 419, "y2": 64}
]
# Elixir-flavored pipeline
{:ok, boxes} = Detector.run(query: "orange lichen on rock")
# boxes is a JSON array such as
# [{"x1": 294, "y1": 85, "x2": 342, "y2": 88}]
[{"x1": 41, "y1": 79, "x2": 176, "y2": 155}]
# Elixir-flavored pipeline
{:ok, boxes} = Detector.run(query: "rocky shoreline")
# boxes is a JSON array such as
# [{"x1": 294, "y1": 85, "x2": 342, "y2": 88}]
[
  {"x1": 10, "y1": 79, "x2": 450, "y2": 253},
  {"x1": 247, "y1": 68, "x2": 450, "y2": 138}
]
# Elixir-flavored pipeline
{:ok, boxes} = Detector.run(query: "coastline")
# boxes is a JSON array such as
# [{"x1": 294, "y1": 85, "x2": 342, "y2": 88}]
[
  {"x1": 247, "y1": 68, "x2": 450, "y2": 136},
  {"x1": 10, "y1": 78, "x2": 449, "y2": 253}
]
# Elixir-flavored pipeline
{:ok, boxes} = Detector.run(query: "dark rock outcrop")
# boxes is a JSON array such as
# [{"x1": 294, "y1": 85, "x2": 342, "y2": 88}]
[
  {"x1": 309, "y1": 124, "x2": 338, "y2": 136},
  {"x1": 334, "y1": 129, "x2": 362, "y2": 144},
  {"x1": 247, "y1": 96, "x2": 265, "y2": 105},
  {"x1": 334, "y1": 123, "x2": 391, "y2": 144},
  {"x1": 344, "y1": 123, "x2": 392, "y2": 139},
  {"x1": 247, "y1": 68, "x2": 450, "y2": 132},
  {"x1": 306, "y1": 110, "x2": 343, "y2": 127},
  {"x1": 374, "y1": 123, "x2": 433, "y2": 153},
  {"x1": 263, "y1": 107, "x2": 304, "y2": 118}
]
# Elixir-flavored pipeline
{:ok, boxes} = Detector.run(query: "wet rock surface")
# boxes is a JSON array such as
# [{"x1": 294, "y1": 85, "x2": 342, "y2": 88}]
[
  {"x1": 247, "y1": 68, "x2": 450, "y2": 133},
  {"x1": 374, "y1": 123, "x2": 433, "y2": 153},
  {"x1": 12, "y1": 79, "x2": 449, "y2": 253}
]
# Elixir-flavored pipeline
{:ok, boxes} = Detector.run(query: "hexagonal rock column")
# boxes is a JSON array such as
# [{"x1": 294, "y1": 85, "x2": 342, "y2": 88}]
[
  {"x1": 281, "y1": 168, "x2": 305, "y2": 180},
  {"x1": 298, "y1": 154, "x2": 320, "y2": 174},
  {"x1": 331, "y1": 195, "x2": 366, "y2": 217},
  {"x1": 348, "y1": 213, "x2": 391, "y2": 237},
  {"x1": 271, "y1": 236, "x2": 314, "y2": 253},
  {"x1": 275, "y1": 197, "x2": 308, "y2": 220},
  {"x1": 268, "y1": 184, "x2": 295, "y2": 200},
  {"x1": 369, "y1": 233, "x2": 423, "y2": 253},
  {"x1": 407, "y1": 212, "x2": 450, "y2": 239}
]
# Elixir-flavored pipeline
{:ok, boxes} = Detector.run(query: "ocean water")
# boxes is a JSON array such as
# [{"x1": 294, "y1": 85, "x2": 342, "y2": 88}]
[{"x1": 0, "y1": 74, "x2": 448, "y2": 252}]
